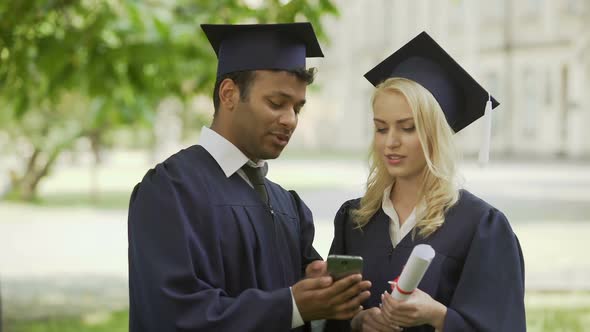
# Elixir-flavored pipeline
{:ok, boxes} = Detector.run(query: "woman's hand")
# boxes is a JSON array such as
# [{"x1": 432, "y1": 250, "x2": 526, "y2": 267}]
[
  {"x1": 351, "y1": 307, "x2": 403, "y2": 332},
  {"x1": 381, "y1": 287, "x2": 447, "y2": 330}
]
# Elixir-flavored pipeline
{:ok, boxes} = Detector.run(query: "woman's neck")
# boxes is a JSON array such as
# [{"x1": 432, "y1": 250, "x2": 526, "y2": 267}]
[{"x1": 390, "y1": 175, "x2": 422, "y2": 223}]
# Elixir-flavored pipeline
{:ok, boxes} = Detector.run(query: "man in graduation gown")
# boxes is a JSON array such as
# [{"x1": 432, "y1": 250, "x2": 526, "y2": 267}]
[{"x1": 128, "y1": 22, "x2": 372, "y2": 331}]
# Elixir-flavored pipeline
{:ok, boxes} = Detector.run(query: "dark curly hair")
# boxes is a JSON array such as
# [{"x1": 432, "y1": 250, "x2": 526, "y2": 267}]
[{"x1": 212, "y1": 68, "x2": 317, "y2": 116}]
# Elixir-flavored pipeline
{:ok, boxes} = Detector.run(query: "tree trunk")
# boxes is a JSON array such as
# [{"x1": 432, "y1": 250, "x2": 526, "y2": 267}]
[
  {"x1": 6, "y1": 133, "x2": 84, "y2": 202},
  {"x1": 7, "y1": 154, "x2": 55, "y2": 201},
  {"x1": 6, "y1": 148, "x2": 42, "y2": 201},
  {"x1": 89, "y1": 132, "x2": 103, "y2": 203}
]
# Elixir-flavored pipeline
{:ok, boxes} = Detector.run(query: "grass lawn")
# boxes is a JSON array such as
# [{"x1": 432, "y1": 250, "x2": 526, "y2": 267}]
[
  {"x1": 6, "y1": 310, "x2": 129, "y2": 332},
  {"x1": 527, "y1": 307, "x2": 590, "y2": 331},
  {"x1": 6, "y1": 292, "x2": 590, "y2": 332},
  {"x1": 526, "y1": 291, "x2": 590, "y2": 331}
]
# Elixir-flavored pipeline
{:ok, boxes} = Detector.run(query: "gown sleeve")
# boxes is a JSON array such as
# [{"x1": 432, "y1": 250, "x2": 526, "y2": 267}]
[
  {"x1": 290, "y1": 190, "x2": 323, "y2": 272},
  {"x1": 128, "y1": 165, "x2": 293, "y2": 332},
  {"x1": 443, "y1": 209, "x2": 526, "y2": 331},
  {"x1": 328, "y1": 200, "x2": 351, "y2": 256},
  {"x1": 323, "y1": 201, "x2": 353, "y2": 332}
]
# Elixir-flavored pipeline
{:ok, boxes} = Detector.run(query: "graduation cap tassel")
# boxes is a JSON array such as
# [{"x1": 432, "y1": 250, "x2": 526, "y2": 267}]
[{"x1": 478, "y1": 94, "x2": 493, "y2": 166}]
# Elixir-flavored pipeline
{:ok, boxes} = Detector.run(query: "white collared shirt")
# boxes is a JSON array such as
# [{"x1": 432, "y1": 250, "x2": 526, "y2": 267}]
[
  {"x1": 198, "y1": 126, "x2": 304, "y2": 328},
  {"x1": 198, "y1": 126, "x2": 267, "y2": 182},
  {"x1": 381, "y1": 184, "x2": 419, "y2": 248}
]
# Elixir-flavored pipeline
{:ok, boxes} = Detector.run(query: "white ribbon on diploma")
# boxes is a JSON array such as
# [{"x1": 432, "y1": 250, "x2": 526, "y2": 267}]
[{"x1": 391, "y1": 244, "x2": 435, "y2": 301}]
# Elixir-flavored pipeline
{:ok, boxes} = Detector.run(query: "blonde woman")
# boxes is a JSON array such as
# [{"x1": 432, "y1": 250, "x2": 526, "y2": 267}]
[{"x1": 325, "y1": 32, "x2": 526, "y2": 332}]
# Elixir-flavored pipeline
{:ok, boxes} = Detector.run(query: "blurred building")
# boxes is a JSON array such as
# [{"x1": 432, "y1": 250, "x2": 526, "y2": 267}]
[{"x1": 294, "y1": 0, "x2": 590, "y2": 158}]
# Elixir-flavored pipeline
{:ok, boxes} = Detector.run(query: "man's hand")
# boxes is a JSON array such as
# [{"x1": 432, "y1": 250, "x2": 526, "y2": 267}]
[
  {"x1": 293, "y1": 273, "x2": 371, "y2": 321},
  {"x1": 305, "y1": 260, "x2": 328, "y2": 278}
]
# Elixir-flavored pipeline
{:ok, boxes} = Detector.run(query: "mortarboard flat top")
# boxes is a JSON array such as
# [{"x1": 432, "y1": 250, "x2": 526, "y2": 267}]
[
  {"x1": 364, "y1": 31, "x2": 499, "y2": 133},
  {"x1": 201, "y1": 22, "x2": 324, "y2": 77}
]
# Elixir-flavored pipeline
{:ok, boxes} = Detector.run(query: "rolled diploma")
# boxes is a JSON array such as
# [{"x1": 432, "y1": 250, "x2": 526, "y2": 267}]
[{"x1": 391, "y1": 244, "x2": 435, "y2": 300}]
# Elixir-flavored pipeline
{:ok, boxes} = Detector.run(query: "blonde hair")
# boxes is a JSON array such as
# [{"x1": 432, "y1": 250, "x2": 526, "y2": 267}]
[{"x1": 352, "y1": 77, "x2": 460, "y2": 238}]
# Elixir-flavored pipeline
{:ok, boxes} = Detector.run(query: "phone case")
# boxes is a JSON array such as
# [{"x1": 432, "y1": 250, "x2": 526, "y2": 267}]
[{"x1": 327, "y1": 255, "x2": 363, "y2": 280}]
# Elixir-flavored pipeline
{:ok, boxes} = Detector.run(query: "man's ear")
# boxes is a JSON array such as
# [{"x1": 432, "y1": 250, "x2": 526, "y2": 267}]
[{"x1": 219, "y1": 78, "x2": 239, "y2": 111}]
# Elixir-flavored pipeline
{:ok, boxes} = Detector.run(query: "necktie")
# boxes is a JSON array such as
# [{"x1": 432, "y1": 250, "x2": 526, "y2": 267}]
[{"x1": 241, "y1": 164, "x2": 269, "y2": 206}]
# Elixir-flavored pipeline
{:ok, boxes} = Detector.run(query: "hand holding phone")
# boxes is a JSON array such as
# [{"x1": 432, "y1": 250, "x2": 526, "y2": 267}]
[{"x1": 293, "y1": 255, "x2": 370, "y2": 321}]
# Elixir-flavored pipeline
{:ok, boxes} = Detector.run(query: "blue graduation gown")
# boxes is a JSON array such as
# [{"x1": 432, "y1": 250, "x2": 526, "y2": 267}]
[
  {"x1": 128, "y1": 145, "x2": 321, "y2": 331},
  {"x1": 325, "y1": 190, "x2": 526, "y2": 332}
]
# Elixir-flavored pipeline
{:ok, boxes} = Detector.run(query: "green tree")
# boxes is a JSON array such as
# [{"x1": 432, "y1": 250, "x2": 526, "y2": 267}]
[{"x1": 0, "y1": 0, "x2": 338, "y2": 201}]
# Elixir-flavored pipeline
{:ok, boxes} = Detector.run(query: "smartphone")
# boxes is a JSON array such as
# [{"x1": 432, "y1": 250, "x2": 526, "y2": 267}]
[{"x1": 327, "y1": 255, "x2": 363, "y2": 280}]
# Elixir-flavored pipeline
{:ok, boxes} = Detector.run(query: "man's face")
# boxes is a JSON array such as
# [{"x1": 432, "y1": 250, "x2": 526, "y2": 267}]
[{"x1": 232, "y1": 70, "x2": 307, "y2": 161}]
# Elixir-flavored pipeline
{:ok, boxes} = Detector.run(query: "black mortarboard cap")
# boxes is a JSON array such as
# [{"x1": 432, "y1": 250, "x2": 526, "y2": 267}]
[
  {"x1": 364, "y1": 31, "x2": 499, "y2": 133},
  {"x1": 201, "y1": 22, "x2": 324, "y2": 77}
]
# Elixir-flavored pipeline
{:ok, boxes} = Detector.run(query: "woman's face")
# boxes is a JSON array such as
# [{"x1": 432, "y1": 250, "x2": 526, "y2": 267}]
[{"x1": 373, "y1": 90, "x2": 427, "y2": 181}]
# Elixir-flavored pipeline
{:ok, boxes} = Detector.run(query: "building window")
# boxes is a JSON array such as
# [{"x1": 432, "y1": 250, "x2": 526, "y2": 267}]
[
  {"x1": 563, "y1": 0, "x2": 583, "y2": 15},
  {"x1": 520, "y1": 0, "x2": 544, "y2": 19},
  {"x1": 523, "y1": 68, "x2": 539, "y2": 138},
  {"x1": 481, "y1": 0, "x2": 505, "y2": 22},
  {"x1": 449, "y1": 0, "x2": 466, "y2": 27},
  {"x1": 527, "y1": 0, "x2": 544, "y2": 12},
  {"x1": 545, "y1": 68, "x2": 552, "y2": 106}
]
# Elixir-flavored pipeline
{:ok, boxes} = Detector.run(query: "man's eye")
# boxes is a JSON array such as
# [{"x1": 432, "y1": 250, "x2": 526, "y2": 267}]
[{"x1": 268, "y1": 100, "x2": 282, "y2": 109}]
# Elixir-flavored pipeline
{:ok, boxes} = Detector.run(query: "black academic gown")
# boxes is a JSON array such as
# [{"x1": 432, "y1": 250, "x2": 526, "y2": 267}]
[
  {"x1": 128, "y1": 145, "x2": 321, "y2": 331},
  {"x1": 325, "y1": 190, "x2": 526, "y2": 332}
]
